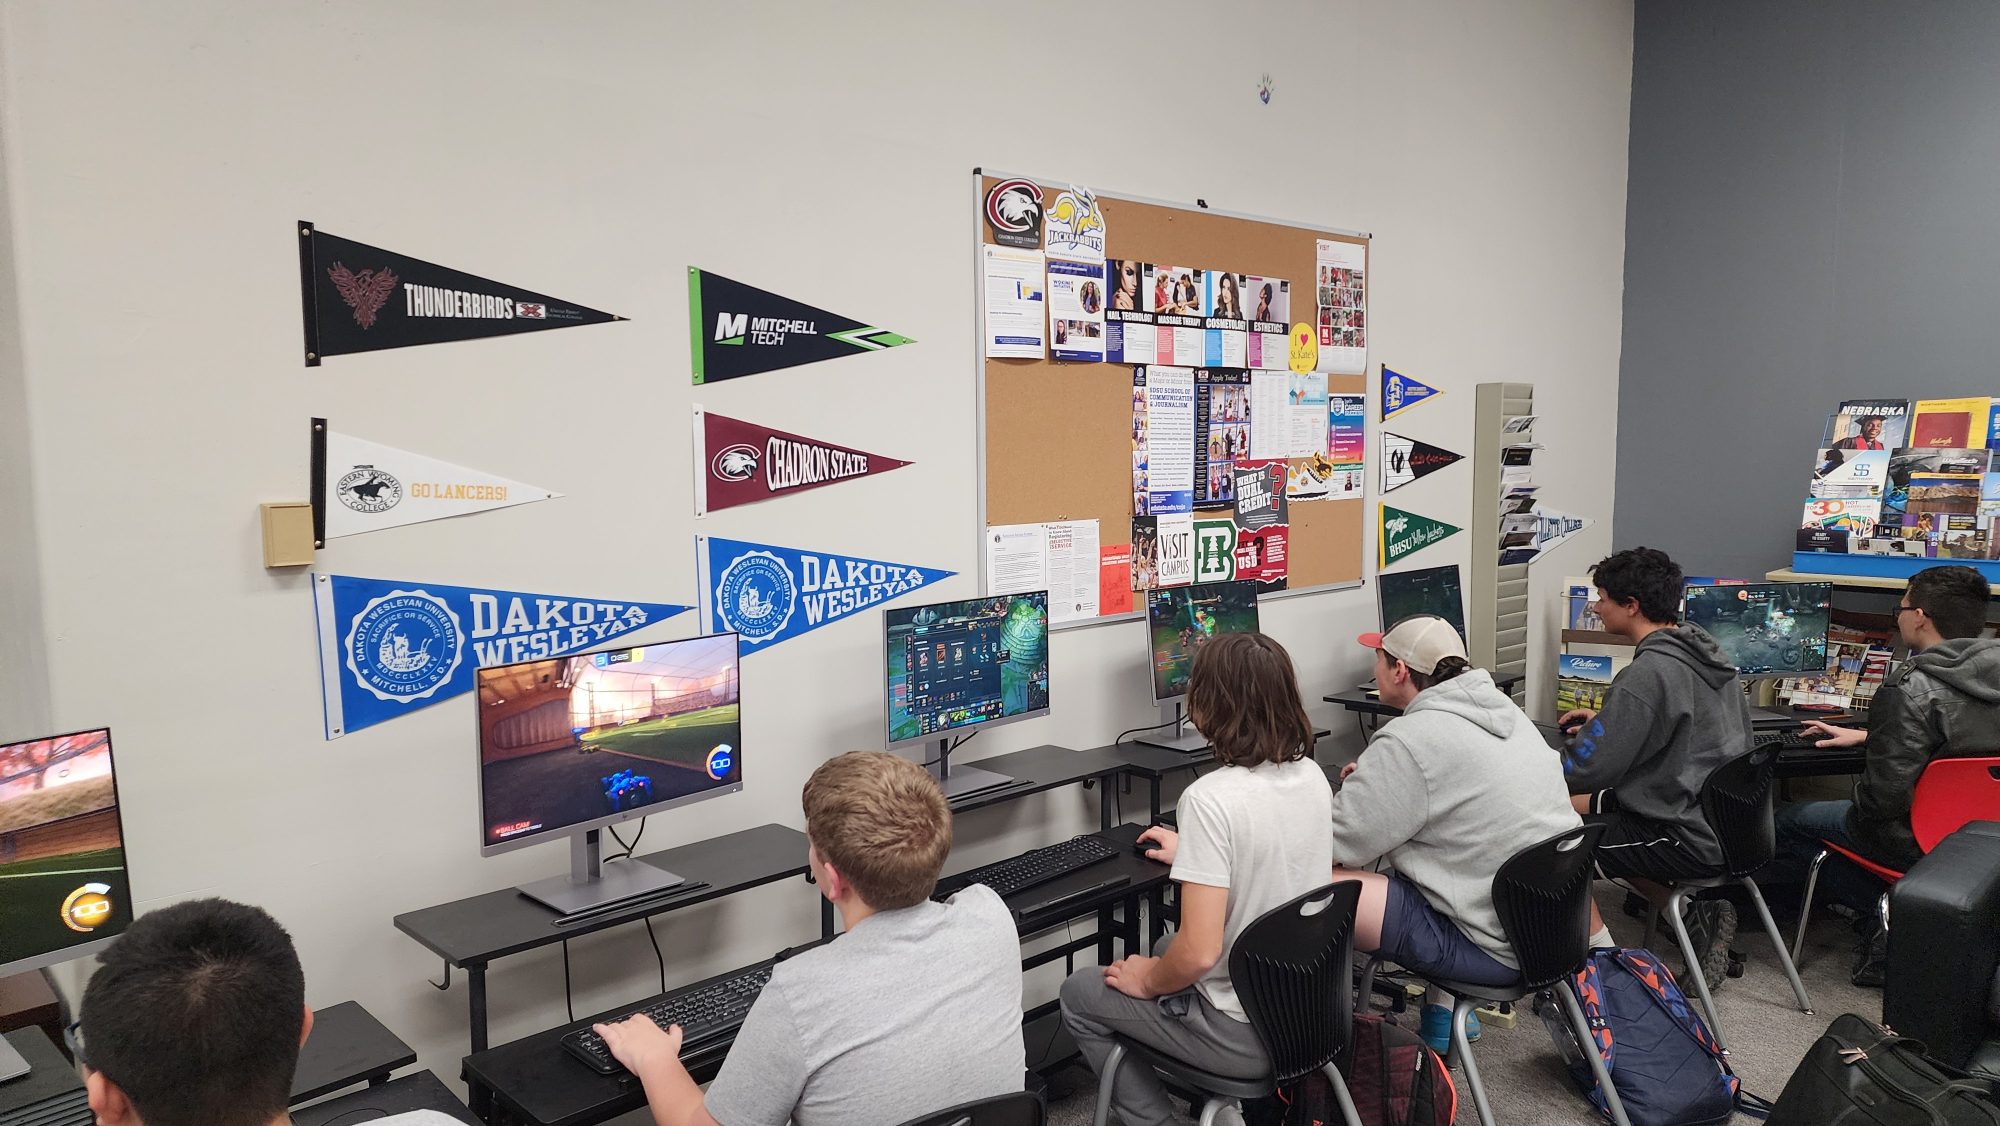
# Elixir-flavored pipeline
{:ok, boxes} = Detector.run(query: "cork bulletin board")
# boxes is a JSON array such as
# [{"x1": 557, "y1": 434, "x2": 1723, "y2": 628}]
[{"x1": 978, "y1": 171, "x2": 1367, "y2": 627}]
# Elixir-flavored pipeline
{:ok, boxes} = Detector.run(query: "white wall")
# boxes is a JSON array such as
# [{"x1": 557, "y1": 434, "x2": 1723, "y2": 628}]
[
  {"x1": 0, "y1": 35, "x2": 51, "y2": 744},
  {"x1": 0, "y1": 0, "x2": 1632, "y2": 1090}
]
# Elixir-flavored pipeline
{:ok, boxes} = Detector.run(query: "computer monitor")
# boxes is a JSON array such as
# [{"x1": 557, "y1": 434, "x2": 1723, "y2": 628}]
[
  {"x1": 883, "y1": 591, "x2": 1049, "y2": 799},
  {"x1": 1682, "y1": 581, "x2": 1834, "y2": 678},
  {"x1": 1140, "y1": 580, "x2": 1262, "y2": 751},
  {"x1": 0, "y1": 728, "x2": 133, "y2": 1079},
  {"x1": 1377, "y1": 564, "x2": 1467, "y2": 639},
  {"x1": 475, "y1": 633, "x2": 742, "y2": 916}
]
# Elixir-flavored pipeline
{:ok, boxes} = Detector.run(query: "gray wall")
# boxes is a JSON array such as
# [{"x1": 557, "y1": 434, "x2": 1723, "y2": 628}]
[{"x1": 1616, "y1": 0, "x2": 2000, "y2": 581}]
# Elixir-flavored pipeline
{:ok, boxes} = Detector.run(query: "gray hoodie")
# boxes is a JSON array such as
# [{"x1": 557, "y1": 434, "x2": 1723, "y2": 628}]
[
  {"x1": 1330, "y1": 668, "x2": 1582, "y2": 969},
  {"x1": 1562, "y1": 623, "x2": 1752, "y2": 867}
]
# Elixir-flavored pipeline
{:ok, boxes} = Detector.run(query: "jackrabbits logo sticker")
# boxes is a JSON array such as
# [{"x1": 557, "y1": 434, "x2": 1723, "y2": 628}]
[{"x1": 1044, "y1": 187, "x2": 1106, "y2": 263}]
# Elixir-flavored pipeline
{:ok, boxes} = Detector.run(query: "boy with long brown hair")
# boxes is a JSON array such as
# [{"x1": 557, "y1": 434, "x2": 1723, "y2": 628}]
[{"x1": 1061, "y1": 632, "x2": 1333, "y2": 1126}]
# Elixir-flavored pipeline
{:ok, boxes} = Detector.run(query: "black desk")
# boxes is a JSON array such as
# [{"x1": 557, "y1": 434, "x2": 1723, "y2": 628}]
[
  {"x1": 291, "y1": 1001, "x2": 417, "y2": 1105},
  {"x1": 1324, "y1": 674, "x2": 1527, "y2": 734},
  {"x1": 1100, "y1": 730, "x2": 1333, "y2": 823},
  {"x1": 463, "y1": 826, "x2": 1170, "y2": 1126},
  {"x1": 295, "y1": 1069, "x2": 479, "y2": 1125},
  {"x1": 944, "y1": 744, "x2": 1131, "y2": 827},
  {"x1": 0, "y1": 1027, "x2": 86, "y2": 1124},
  {"x1": 394, "y1": 823, "x2": 813, "y2": 1058}
]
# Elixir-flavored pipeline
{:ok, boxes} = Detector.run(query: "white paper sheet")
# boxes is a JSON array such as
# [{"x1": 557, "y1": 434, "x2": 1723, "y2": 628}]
[
  {"x1": 1145, "y1": 366, "x2": 1196, "y2": 514},
  {"x1": 983, "y1": 245, "x2": 1047, "y2": 359},
  {"x1": 1248, "y1": 370, "x2": 1292, "y2": 460},
  {"x1": 985, "y1": 522, "x2": 1048, "y2": 594},
  {"x1": 1045, "y1": 519, "x2": 1101, "y2": 623}
]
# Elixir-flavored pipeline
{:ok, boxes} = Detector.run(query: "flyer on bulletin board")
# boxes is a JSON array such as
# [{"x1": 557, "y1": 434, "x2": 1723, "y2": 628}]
[
  {"x1": 1047, "y1": 258, "x2": 1106, "y2": 362},
  {"x1": 1244, "y1": 277, "x2": 1291, "y2": 369},
  {"x1": 1315, "y1": 239, "x2": 1367, "y2": 374},
  {"x1": 1106, "y1": 258, "x2": 1156, "y2": 365},
  {"x1": 1144, "y1": 366, "x2": 1196, "y2": 514},
  {"x1": 982, "y1": 245, "x2": 1046, "y2": 359},
  {"x1": 1099, "y1": 544, "x2": 1134, "y2": 615},
  {"x1": 1194, "y1": 368, "x2": 1252, "y2": 509}
]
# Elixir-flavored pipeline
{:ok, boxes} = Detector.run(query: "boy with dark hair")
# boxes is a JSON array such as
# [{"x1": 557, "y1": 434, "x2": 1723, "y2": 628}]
[
  {"x1": 75, "y1": 898, "x2": 457, "y2": 1126},
  {"x1": 1558, "y1": 547, "x2": 1754, "y2": 985},
  {"x1": 1775, "y1": 566, "x2": 2000, "y2": 980},
  {"x1": 595, "y1": 751, "x2": 1024, "y2": 1126}
]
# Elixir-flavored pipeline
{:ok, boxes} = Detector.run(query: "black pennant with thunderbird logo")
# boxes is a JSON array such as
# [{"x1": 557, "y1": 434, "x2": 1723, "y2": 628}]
[{"x1": 297, "y1": 222, "x2": 625, "y2": 365}]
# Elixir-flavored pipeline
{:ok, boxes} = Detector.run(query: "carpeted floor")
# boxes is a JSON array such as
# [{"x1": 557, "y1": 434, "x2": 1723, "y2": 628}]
[{"x1": 1043, "y1": 887, "x2": 1878, "y2": 1124}]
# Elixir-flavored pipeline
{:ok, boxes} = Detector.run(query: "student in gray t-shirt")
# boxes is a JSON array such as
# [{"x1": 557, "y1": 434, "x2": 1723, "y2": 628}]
[
  {"x1": 1061, "y1": 633, "x2": 1335, "y2": 1126},
  {"x1": 594, "y1": 752, "x2": 1025, "y2": 1126}
]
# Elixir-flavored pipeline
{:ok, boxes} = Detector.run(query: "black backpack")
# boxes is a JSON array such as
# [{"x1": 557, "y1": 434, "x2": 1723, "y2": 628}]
[{"x1": 1244, "y1": 1013, "x2": 1455, "y2": 1126}]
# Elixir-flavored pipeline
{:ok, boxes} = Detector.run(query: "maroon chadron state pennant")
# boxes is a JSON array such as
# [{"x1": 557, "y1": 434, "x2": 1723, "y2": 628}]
[{"x1": 693, "y1": 407, "x2": 912, "y2": 515}]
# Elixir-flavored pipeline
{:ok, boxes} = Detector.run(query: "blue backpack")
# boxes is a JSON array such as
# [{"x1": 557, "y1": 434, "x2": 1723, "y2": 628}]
[{"x1": 1547, "y1": 947, "x2": 1745, "y2": 1125}]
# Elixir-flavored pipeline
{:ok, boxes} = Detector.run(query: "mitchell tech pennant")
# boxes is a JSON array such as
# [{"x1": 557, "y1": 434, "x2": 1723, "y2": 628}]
[{"x1": 688, "y1": 268, "x2": 914, "y2": 384}]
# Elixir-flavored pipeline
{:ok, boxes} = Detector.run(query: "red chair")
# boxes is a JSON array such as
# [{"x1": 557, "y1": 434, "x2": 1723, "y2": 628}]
[{"x1": 1791, "y1": 756, "x2": 2000, "y2": 964}]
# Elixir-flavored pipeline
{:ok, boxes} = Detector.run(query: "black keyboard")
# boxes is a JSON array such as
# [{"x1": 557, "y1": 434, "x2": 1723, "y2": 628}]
[
  {"x1": 936, "y1": 834, "x2": 1121, "y2": 900},
  {"x1": 561, "y1": 965, "x2": 772, "y2": 1075},
  {"x1": 1756, "y1": 731, "x2": 1831, "y2": 753},
  {"x1": 0, "y1": 1088, "x2": 92, "y2": 1126}
]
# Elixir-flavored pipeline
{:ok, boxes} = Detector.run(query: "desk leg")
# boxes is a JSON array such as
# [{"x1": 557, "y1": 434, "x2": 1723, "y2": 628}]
[
  {"x1": 821, "y1": 897, "x2": 835, "y2": 940},
  {"x1": 1096, "y1": 905, "x2": 1115, "y2": 965},
  {"x1": 467, "y1": 963, "x2": 489, "y2": 1056},
  {"x1": 462, "y1": 1061, "x2": 496, "y2": 1124},
  {"x1": 1148, "y1": 778, "x2": 1162, "y2": 825}
]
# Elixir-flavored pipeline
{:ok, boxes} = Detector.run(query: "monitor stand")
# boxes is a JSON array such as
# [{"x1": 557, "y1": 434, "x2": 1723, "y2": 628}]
[
  {"x1": 928, "y1": 738, "x2": 1016, "y2": 801},
  {"x1": 1134, "y1": 703, "x2": 1211, "y2": 755},
  {"x1": 517, "y1": 828, "x2": 686, "y2": 917},
  {"x1": 0, "y1": 1036, "x2": 27, "y2": 1083}
]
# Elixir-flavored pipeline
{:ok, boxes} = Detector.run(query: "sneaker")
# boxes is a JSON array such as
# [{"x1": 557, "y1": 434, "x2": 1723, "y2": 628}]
[
  {"x1": 1851, "y1": 924, "x2": 1888, "y2": 988},
  {"x1": 1209, "y1": 1101, "x2": 1247, "y2": 1126},
  {"x1": 1418, "y1": 1003, "x2": 1481, "y2": 1054},
  {"x1": 1678, "y1": 899, "x2": 1738, "y2": 992}
]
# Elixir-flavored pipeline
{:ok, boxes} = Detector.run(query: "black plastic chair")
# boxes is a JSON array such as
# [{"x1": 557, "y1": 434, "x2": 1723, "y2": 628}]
[
  {"x1": 1090, "y1": 882, "x2": 1364, "y2": 1126},
  {"x1": 1357, "y1": 823, "x2": 1631, "y2": 1126},
  {"x1": 892, "y1": 1090, "x2": 1045, "y2": 1126},
  {"x1": 1638, "y1": 746, "x2": 1812, "y2": 1049}
]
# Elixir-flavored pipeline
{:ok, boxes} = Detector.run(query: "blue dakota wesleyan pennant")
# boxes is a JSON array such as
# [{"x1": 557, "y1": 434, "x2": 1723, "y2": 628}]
[
  {"x1": 699, "y1": 537, "x2": 955, "y2": 651},
  {"x1": 1381, "y1": 365, "x2": 1441, "y2": 421},
  {"x1": 313, "y1": 573, "x2": 691, "y2": 739}
]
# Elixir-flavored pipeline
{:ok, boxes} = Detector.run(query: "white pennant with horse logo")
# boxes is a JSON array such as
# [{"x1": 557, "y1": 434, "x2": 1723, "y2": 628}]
[{"x1": 319, "y1": 428, "x2": 562, "y2": 540}]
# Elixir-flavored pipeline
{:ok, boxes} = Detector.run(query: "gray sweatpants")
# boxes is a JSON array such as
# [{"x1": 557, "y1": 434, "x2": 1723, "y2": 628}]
[{"x1": 1059, "y1": 956, "x2": 1268, "y2": 1126}]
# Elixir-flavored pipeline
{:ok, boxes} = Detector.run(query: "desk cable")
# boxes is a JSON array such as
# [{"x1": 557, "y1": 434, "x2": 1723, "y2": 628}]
[
  {"x1": 606, "y1": 819, "x2": 670, "y2": 994},
  {"x1": 1112, "y1": 717, "x2": 1179, "y2": 746},
  {"x1": 920, "y1": 732, "x2": 975, "y2": 768}
]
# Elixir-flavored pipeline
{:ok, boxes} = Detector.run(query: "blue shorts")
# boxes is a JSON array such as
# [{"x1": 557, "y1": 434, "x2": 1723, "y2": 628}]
[{"x1": 1377, "y1": 876, "x2": 1520, "y2": 988}]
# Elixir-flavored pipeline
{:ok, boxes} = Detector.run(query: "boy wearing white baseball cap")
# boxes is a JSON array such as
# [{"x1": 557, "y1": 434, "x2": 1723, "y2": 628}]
[{"x1": 1334, "y1": 615, "x2": 1586, "y2": 1051}]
